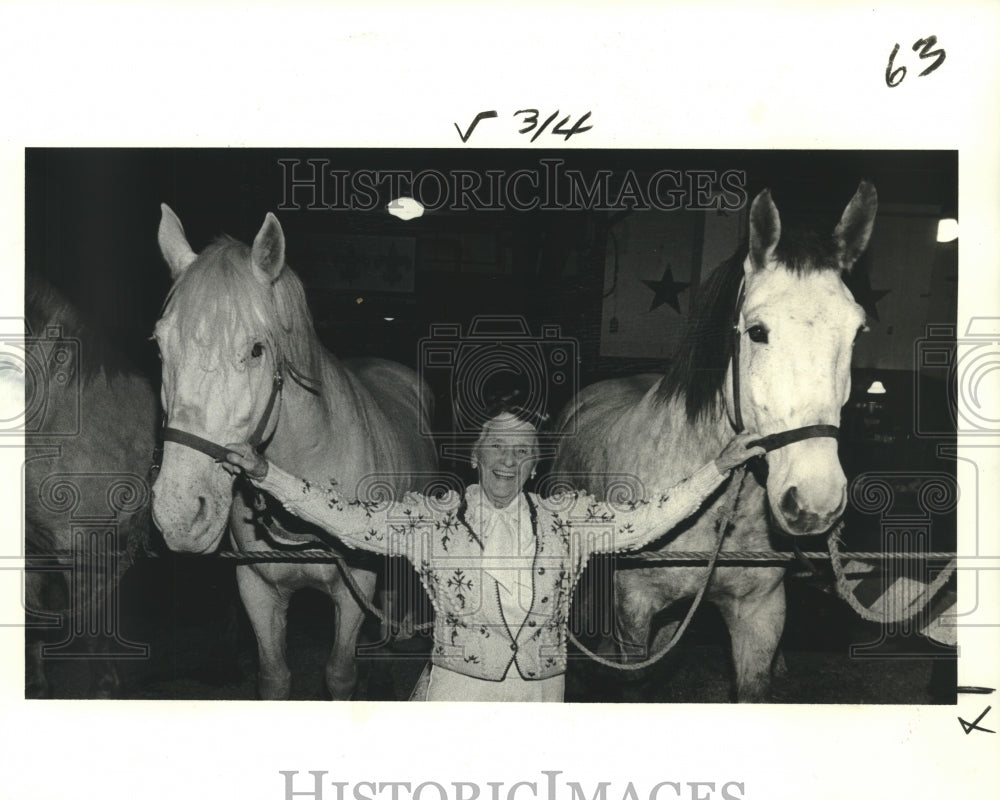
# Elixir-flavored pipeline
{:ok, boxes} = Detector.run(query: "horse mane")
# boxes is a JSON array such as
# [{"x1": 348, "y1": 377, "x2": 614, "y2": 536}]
[
  {"x1": 655, "y1": 229, "x2": 845, "y2": 423},
  {"x1": 161, "y1": 236, "x2": 320, "y2": 380},
  {"x1": 24, "y1": 272, "x2": 134, "y2": 383}
]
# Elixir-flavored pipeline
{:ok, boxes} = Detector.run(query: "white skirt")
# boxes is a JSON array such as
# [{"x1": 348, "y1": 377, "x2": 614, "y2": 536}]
[{"x1": 411, "y1": 663, "x2": 564, "y2": 702}]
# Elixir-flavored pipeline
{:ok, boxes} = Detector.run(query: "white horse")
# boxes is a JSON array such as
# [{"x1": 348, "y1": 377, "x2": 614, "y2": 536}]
[
  {"x1": 553, "y1": 182, "x2": 876, "y2": 700},
  {"x1": 151, "y1": 206, "x2": 437, "y2": 699}
]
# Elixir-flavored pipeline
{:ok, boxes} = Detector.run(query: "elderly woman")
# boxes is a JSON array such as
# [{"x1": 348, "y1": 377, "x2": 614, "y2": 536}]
[{"x1": 224, "y1": 401, "x2": 763, "y2": 702}]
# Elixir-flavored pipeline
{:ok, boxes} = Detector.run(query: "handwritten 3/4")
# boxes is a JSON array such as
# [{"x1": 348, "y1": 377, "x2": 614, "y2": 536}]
[{"x1": 455, "y1": 110, "x2": 593, "y2": 143}]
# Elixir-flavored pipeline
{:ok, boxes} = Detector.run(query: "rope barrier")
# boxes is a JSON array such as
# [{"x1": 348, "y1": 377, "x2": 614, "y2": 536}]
[
  {"x1": 566, "y1": 522, "x2": 727, "y2": 671},
  {"x1": 827, "y1": 523, "x2": 957, "y2": 625},
  {"x1": 23, "y1": 548, "x2": 959, "y2": 564},
  {"x1": 26, "y1": 522, "x2": 957, "y2": 650},
  {"x1": 565, "y1": 464, "x2": 750, "y2": 671},
  {"x1": 620, "y1": 549, "x2": 958, "y2": 565}
]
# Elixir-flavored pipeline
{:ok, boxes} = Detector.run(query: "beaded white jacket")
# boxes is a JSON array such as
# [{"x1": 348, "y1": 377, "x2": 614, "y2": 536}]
[{"x1": 254, "y1": 461, "x2": 727, "y2": 681}]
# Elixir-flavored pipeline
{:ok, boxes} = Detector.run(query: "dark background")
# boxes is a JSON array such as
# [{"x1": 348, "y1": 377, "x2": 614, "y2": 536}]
[
  {"x1": 25, "y1": 148, "x2": 957, "y2": 369},
  {"x1": 25, "y1": 148, "x2": 958, "y2": 470}
]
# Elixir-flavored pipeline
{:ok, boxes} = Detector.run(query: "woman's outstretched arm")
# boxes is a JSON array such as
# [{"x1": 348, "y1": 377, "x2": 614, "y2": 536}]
[
  {"x1": 545, "y1": 433, "x2": 765, "y2": 560},
  {"x1": 224, "y1": 444, "x2": 449, "y2": 563}
]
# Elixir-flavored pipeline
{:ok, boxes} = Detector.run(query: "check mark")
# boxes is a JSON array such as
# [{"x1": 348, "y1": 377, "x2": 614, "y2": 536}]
[
  {"x1": 454, "y1": 111, "x2": 498, "y2": 143},
  {"x1": 959, "y1": 705, "x2": 995, "y2": 735}
]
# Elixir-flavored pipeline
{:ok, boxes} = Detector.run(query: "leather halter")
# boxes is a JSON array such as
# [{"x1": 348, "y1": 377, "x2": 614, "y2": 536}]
[
  {"x1": 161, "y1": 368, "x2": 284, "y2": 461},
  {"x1": 731, "y1": 276, "x2": 840, "y2": 452}
]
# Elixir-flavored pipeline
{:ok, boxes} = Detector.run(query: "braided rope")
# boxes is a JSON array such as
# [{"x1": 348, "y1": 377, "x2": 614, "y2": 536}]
[
  {"x1": 25, "y1": 519, "x2": 957, "y2": 641},
  {"x1": 242, "y1": 489, "x2": 439, "y2": 634},
  {"x1": 25, "y1": 548, "x2": 957, "y2": 567},
  {"x1": 619, "y1": 549, "x2": 957, "y2": 564},
  {"x1": 23, "y1": 547, "x2": 958, "y2": 564},
  {"x1": 826, "y1": 522, "x2": 957, "y2": 624},
  {"x1": 566, "y1": 525, "x2": 727, "y2": 671},
  {"x1": 330, "y1": 556, "x2": 435, "y2": 634},
  {"x1": 564, "y1": 466, "x2": 748, "y2": 671}
]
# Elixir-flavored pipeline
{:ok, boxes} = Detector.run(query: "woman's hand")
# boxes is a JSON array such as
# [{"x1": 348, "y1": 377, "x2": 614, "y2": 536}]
[
  {"x1": 222, "y1": 443, "x2": 269, "y2": 480},
  {"x1": 714, "y1": 433, "x2": 767, "y2": 473}
]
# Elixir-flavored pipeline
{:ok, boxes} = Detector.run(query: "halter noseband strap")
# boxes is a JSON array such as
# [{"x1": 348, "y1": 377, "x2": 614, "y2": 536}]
[
  {"x1": 161, "y1": 368, "x2": 284, "y2": 460},
  {"x1": 730, "y1": 276, "x2": 840, "y2": 452},
  {"x1": 160, "y1": 427, "x2": 233, "y2": 462},
  {"x1": 751, "y1": 424, "x2": 840, "y2": 453}
]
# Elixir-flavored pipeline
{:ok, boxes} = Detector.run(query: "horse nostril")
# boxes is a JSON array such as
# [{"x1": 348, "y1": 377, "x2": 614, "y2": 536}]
[
  {"x1": 780, "y1": 486, "x2": 800, "y2": 518},
  {"x1": 192, "y1": 495, "x2": 208, "y2": 527}
]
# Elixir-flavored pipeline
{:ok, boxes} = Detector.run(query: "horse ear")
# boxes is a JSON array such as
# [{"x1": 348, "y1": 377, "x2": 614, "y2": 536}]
[
  {"x1": 158, "y1": 204, "x2": 197, "y2": 279},
  {"x1": 250, "y1": 212, "x2": 286, "y2": 284},
  {"x1": 833, "y1": 180, "x2": 878, "y2": 272},
  {"x1": 747, "y1": 188, "x2": 781, "y2": 273}
]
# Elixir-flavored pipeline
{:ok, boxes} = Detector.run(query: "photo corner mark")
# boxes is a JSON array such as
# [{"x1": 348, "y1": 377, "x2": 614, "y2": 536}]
[{"x1": 958, "y1": 705, "x2": 995, "y2": 736}]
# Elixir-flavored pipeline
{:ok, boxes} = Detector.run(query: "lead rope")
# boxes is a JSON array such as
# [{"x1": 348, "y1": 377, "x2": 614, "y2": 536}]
[
  {"x1": 566, "y1": 464, "x2": 749, "y2": 671},
  {"x1": 333, "y1": 556, "x2": 434, "y2": 635},
  {"x1": 248, "y1": 495, "x2": 435, "y2": 635},
  {"x1": 827, "y1": 522, "x2": 956, "y2": 623},
  {"x1": 563, "y1": 276, "x2": 744, "y2": 671}
]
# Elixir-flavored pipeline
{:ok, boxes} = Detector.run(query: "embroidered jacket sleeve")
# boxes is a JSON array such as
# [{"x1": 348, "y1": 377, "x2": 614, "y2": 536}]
[
  {"x1": 539, "y1": 461, "x2": 728, "y2": 565},
  {"x1": 252, "y1": 462, "x2": 456, "y2": 564}
]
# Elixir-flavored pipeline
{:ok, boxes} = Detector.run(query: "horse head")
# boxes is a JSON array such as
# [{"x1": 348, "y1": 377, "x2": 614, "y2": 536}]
[
  {"x1": 151, "y1": 205, "x2": 312, "y2": 553},
  {"x1": 728, "y1": 181, "x2": 876, "y2": 536}
]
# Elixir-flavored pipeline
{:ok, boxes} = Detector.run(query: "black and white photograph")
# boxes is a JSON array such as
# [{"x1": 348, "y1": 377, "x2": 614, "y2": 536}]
[
  {"x1": 1, "y1": 4, "x2": 998, "y2": 800},
  {"x1": 19, "y1": 148, "x2": 961, "y2": 707}
]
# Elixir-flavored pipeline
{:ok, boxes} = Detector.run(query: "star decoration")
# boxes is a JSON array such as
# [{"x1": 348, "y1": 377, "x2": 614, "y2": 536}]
[
  {"x1": 847, "y1": 265, "x2": 891, "y2": 322},
  {"x1": 642, "y1": 264, "x2": 690, "y2": 313}
]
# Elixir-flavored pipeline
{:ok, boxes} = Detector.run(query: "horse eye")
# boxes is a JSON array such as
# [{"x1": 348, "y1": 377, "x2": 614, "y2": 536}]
[
  {"x1": 250, "y1": 342, "x2": 264, "y2": 358},
  {"x1": 747, "y1": 325, "x2": 769, "y2": 344}
]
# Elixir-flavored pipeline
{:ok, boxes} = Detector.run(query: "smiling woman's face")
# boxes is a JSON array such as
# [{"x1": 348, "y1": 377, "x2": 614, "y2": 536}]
[{"x1": 474, "y1": 413, "x2": 539, "y2": 508}]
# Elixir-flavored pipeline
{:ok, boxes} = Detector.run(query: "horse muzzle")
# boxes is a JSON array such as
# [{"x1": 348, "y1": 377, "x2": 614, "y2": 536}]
[
  {"x1": 151, "y1": 444, "x2": 232, "y2": 553},
  {"x1": 776, "y1": 484, "x2": 847, "y2": 536},
  {"x1": 763, "y1": 434, "x2": 847, "y2": 536}
]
